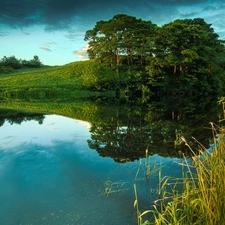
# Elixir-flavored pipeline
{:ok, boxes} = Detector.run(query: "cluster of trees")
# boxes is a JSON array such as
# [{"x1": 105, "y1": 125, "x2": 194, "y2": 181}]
[
  {"x1": 0, "y1": 55, "x2": 42, "y2": 74},
  {"x1": 85, "y1": 14, "x2": 225, "y2": 95}
]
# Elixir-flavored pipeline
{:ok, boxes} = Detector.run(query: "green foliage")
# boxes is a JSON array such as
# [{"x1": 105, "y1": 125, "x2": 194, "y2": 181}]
[
  {"x1": 85, "y1": 14, "x2": 156, "y2": 66},
  {"x1": 0, "y1": 65, "x2": 15, "y2": 74},
  {"x1": 85, "y1": 15, "x2": 225, "y2": 95},
  {"x1": 0, "y1": 55, "x2": 42, "y2": 75},
  {"x1": 85, "y1": 14, "x2": 157, "y2": 89},
  {"x1": 65, "y1": 60, "x2": 119, "y2": 90},
  {"x1": 146, "y1": 18, "x2": 225, "y2": 94},
  {"x1": 21, "y1": 55, "x2": 42, "y2": 68},
  {"x1": 0, "y1": 55, "x2": 21, "y2": 69}
]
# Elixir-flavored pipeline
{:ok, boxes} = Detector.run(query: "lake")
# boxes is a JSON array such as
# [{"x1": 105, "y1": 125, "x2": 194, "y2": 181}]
[{"x1": 0, "y1": 96, "x2": 221, "y2": 224}]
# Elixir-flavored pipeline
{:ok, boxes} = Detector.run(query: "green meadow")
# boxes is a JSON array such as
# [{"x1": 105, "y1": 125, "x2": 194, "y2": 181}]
[{"x1": 0, "y1": 60, "x2": 117, "y2": 98}]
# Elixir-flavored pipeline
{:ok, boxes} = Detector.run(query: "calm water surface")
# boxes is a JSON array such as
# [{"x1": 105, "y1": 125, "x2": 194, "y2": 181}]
[{"x1": 0, "y1": 114, "x2": 184, "y2": 225}]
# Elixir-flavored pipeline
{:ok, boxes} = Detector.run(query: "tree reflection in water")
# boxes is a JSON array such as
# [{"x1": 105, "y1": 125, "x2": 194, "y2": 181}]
[
  {"x1": 0, "y1": 95, "x2": 221, "y2": 162},
  {"x1": 0, "y1": 109, "x2": 45, "y2": 126},
  {"x1": 87, "y1": 95, "x2": 221, "y2": 162}
]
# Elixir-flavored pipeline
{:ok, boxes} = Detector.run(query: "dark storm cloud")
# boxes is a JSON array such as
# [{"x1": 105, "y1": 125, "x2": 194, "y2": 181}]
[
  {"x1": 0, "y1": 0, "x2": 121, "y2": 29},
  {"x1": 0, "y1": 0, "x2": 224, "y2": 32}
]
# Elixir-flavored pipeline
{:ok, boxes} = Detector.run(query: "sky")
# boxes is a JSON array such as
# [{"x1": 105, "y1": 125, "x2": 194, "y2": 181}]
[{"x1": 0, "y1": 0, "x2": 225, "y2": 66}]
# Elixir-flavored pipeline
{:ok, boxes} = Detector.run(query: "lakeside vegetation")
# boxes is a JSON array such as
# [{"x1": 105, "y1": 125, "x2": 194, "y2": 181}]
[{"x1": 139, "y1": 125, "x2": 225, "y2": 225}]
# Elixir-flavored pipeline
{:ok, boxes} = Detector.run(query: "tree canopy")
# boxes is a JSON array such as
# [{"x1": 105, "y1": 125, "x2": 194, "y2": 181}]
[
  {"x1": 85, "y1": 14, "x2": 225, "y2": 95},
  {"x1": 85, "y1": 14, "x2": 156, "y2": 68}
]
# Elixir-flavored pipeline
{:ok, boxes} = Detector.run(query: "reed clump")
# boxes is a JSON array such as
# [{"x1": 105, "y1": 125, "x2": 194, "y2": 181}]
[{"x1": 138, "y1": 123, "x2": 225, "y2": 225}]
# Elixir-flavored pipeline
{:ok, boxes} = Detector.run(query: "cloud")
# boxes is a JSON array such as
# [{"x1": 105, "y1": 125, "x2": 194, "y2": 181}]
[
  {"x1": 176, "y1": 2, "x2": 225, "y2": 38},
  {"x1": 21, "y1": 29, "x2": 30, "y2": 35},
  {"x1": 0, "y1": 0, "x2": 113, "y2": 30},
  {"x1": 74, "y1": 44, "x2": 88, "y2": 60},
  {"x1": 64, "y1": 32, "x2": 84, "y2": 41},
  {"x1": 39, "y1": 47, "x2": 52, "y2": 52},
  {"x1": 45, "y1": 41, "x2": 57, "y2": 46},
  {"x1": 39, "y1": 41, "x2": 57, "y2": 52}
]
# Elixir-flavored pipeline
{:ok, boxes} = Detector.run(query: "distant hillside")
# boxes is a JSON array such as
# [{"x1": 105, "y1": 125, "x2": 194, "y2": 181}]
[{"x1": 0, "y1": 60, "x2": 117, "y2": 98}]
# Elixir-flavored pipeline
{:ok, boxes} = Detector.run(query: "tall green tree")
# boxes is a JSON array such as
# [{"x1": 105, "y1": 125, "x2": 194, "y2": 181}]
[
  {"x1": 28, "y1": 55, "x2": 42, "y2": 67},
  {"x1": 84, "y1": 14, "x2": 157, "y2": 90},
  {"x1": 84, "y1": 14, "x2": 156, "y2": 69},
  {"x1": 147, "y1": 18, "x2": 225, "y2": 93}
]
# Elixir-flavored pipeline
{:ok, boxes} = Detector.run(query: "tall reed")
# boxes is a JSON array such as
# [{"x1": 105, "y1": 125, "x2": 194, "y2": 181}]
[{"x1": 136, "y1": 122, "x2": 225, "y2": 224}]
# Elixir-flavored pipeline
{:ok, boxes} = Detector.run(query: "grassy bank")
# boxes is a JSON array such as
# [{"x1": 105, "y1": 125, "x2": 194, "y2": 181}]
[{"x1": 137, "y1": 123, "x2": 225, "y2": 224}]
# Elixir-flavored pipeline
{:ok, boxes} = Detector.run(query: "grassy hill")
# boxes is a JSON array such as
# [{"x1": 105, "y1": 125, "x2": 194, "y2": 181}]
[{"x1": 0, "y1": 60, "x2": 117, "y2": 98}]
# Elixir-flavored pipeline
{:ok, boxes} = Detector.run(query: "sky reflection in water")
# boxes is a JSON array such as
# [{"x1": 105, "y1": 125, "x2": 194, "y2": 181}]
[{"x1": 0, "y1": 114, "x2": 183, "y2": 225}]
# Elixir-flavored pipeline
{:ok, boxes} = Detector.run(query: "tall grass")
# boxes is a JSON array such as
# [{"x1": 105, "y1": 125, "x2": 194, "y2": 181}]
[{"x1": 136, "y1": 122, "x2": 225, "y2": 225}]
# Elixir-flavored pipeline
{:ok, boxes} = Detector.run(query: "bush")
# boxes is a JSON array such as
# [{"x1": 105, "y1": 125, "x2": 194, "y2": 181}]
[{"x1": 0, "y1": 65, "x2": 15, "y2": 74}]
